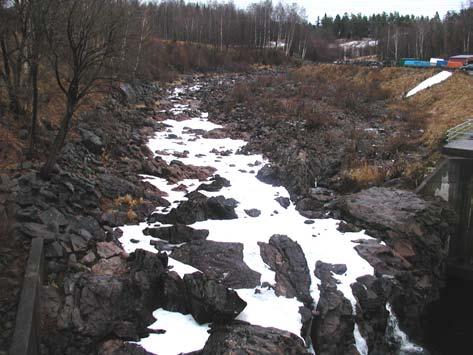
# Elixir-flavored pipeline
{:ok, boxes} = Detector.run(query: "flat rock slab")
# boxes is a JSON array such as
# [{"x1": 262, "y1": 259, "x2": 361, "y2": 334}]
[
  {"x1": 334, "y1": 187, "x2": 428, "y2": 233},
  {"x1": 201, "y1": 321, "x2": 309, "y2": 355},
  {"x1": 143, "y1": 224, "x2": 208, "y2": 244},
  {"x1": 170, "y1": 240, "x2": 261, "y2": 289},
  {"x1": 97, "y1": 242, "x2": 123, "y2": 259}
]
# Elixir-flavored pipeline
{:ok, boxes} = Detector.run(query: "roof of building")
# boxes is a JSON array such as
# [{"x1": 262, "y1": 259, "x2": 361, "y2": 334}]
[{"x1": 450, "y1": 55, "x2": 473, "y2": 59}]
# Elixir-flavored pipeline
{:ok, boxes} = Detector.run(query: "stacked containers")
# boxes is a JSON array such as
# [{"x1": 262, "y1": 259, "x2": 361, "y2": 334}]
[
  {"x1": 404, "y1": 60, "x2": 433, "y2": 68},
  {"x1": 400, "y1": 58, "x2": 416, "y2": 66},
  {"x1": 447, "y1": 61, "x2": 463, "y2": 68}
]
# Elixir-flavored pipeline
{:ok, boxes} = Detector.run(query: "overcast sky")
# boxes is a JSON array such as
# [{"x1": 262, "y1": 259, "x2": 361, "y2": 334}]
[{"x1": 232, "y1": 0, "x2": 466, "y2": 23}]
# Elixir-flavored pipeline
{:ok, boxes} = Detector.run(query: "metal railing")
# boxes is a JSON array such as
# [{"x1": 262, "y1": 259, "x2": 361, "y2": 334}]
[{"x1": 446, "y1": 119, "x2": 473, "y2": 142}]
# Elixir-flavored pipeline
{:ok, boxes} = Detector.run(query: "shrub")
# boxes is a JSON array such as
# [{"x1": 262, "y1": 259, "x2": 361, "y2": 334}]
[
  {"x1": 343, "y1": 162, "x2": 387, "y2": 188},
  {"x1": 230, "y1": 83, "x2": 251, "y2": 103}
]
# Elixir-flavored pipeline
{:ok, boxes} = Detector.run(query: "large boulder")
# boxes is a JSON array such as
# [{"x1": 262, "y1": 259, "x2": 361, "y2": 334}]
[
  {"x1": 312, "y1": 261, "x2": 358, "y2": 355},
  {"x1": 256, "y1": 164, "x2": 282, "y2": 186},
  {"x1": 56, "y1": 250, "x2": 168, "y2": 341},
  {"x1": 351, "y1": 275, "x2": 391, "y2": 354},
  {"x1": 201, "y1": 321, "x2": 309, "y2": 355},
  {"x1": 334, "y1": 187, "x2": 457, "y2": 340},
  {"x1": 197, "y1": 174, "x2": 231, "y2": 192},
  {"x1": 258, "y1": 234, "x2": 312, "y2": 306},
  {"x1": 171, "y1": 240, "x2": 261, "y2": 289},
  {"x1": 155, "y1": 192, "x2": 238, "y2": 225},
  {"x1": 183, "y1": 272, "x2": 247, "y2": 324}
]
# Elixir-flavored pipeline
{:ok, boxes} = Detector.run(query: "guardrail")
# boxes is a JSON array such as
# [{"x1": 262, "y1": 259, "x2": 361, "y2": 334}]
[
  {"x1": 9, "y1": 238, "x2": 44, "y2": 355},
  {"x1": 447, "y1": 119, "x2": 473, "y2": 142}
]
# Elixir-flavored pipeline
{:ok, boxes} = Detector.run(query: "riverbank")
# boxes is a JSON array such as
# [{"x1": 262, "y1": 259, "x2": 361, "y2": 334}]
[{"x1": 1, "y1": 67, "x2": 458, "y2": 354}]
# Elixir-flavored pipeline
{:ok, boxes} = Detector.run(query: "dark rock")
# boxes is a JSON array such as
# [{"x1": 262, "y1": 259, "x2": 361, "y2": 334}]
[
  {"x1": 97, "y1": 242, "x2": 124, "y2": 259},
  {"x1": 258, "y1": 235, "x2": 312, "y2": 306},
  {"x1": 309, "y1": 187, "x2": 335, "y2": 202},
  {"x1": 354, "y1": 239, "x2": 411, "y2": 277},
  {"x1": 161, "y1": 271, "x2": 189, "y2": 314},
  {"x1": 156, "y1": 192, "x2": 238, "y2": 225},
  {"x1": 171, "y1": 240, "x2": 261, "y2": 289},
  {"x1": 337, "y1": 221, "x2": 361, "y2": 233},
  {"x1": 143, "y1": 224, "x2": 209, "y2": 244},
  {"x1": 256, "y1": 164, "x2": 281, "y2": 186},
  {"x1": 57, "y1": 273, "x2": 154, "y2": 339},
  {"x1": 98, "y1": 339, "x2": 153, "y2": 355},
  {"x1": 79, "y1": 128, "x2": 104, "y2": 154},
  {"x1": 334, "y1": 187, "x2": 457, "y2": 339},
  {"x1": 201, "y1": 321, "x2": 309, "y2": 355},
  {"x1": 245, "y1": 208, "x2": 261, "y2": 217},
  {"x1": 183, "y1": 272, "x2": 247, "y2": 324},
  {"x1": 101, "y1": 211, "x2": 129, "y2": 227},
  {"x1": 98, "y1": 174, "x2": 138, "y2": 199},
  {"x1": 313, "y1": 261, "x2": 357, "y2": 355},
  {"x1": 70, "y1": 234, "x2": 89, "y2": 252},
  {"x1": 197, "y1": 175, "x2": 231, "y2": 192},
  {"x1": 45, "y1": 241, "x2": 65, "y2": 258},
  {"x1": 351, "y1": 275, "x2": 391, "y2": 354},
  {"x1": 275, "y1": 196, "x2": 291, "y2": 209},
  {"x1": 15, "y1": 206, "x2": 39, "y2": 222}
]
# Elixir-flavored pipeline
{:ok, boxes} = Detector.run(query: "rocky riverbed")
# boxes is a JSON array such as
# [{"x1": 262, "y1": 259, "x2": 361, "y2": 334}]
[{"x1": 0, "y1": 71, "x2": 456, "y2": 355}]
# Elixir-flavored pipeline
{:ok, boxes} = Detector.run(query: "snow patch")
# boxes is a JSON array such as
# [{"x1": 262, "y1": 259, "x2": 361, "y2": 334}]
[
  {"x1": 406, "y1": 71, "x2": 452, "y2": 97},
  {"x1": 119, "y1": 83, "x2": 382, "y2": 354},
  {"x1": 133, "y1": 309, "x2": 210, "y2": 355}
]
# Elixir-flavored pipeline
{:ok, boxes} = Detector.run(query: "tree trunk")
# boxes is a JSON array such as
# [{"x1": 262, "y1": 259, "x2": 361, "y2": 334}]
[
  {"x1": 1, "y1": 36, "x2": 21, "y2": 115},
  {"x1": 40, "y1": 99, "x2": 75, "y2": 179},
  {"x1": 28, "y1": 61, "x2": 38, "y2": 156}
]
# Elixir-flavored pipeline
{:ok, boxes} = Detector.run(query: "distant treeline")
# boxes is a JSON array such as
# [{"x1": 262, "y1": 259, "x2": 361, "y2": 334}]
[
  {"x1": 136, "y1": 1, "x2": 473, "y2": 62},
  {"x1": 316, "y1": 8, "x2": 473, "y2": 61}
]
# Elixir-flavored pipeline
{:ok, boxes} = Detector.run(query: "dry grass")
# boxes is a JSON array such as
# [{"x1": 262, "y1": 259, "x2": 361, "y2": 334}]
[
  {"x1": 343, "y1": 162, "x2": 387, "y2": 188},
  {"x1": 114, "y1": 194, "x2": 143, "y2": 208},
  {"x1": 406, "y1": 72, "x2": 473, "y2": 145}
]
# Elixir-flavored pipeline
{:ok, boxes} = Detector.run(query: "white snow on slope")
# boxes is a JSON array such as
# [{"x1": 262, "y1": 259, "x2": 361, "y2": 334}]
[
  {"x1": 117, "y1": 83, "x2": 416, "y2": 355},
  {"x1": 339, "y1": 39, "x2": 378, "y2": 49},
  {"x1": 406, "y1": 70, "x2": 452, "y2": 98}
]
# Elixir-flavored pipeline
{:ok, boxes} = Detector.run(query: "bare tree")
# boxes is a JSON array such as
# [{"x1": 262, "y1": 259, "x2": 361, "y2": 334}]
[{"x1": 40, "y1": 0, "x2": 124, "y2": 178}]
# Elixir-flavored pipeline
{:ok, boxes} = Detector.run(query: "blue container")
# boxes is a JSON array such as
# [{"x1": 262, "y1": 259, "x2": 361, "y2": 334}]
[
  {"x1": 404, "y1": 60, "x2": 434, "y2": 68},
  {"x1": 436, "y1": 60, "x2": 448, "y2": 67}
]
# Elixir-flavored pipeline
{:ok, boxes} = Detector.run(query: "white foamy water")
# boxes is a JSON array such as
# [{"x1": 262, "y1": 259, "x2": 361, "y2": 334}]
[{"x1": 118, "y1": 83, "x2": 405, "y2": 354}]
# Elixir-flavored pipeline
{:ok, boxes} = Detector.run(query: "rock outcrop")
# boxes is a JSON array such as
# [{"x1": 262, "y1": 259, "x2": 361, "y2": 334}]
[
  {"x1": 313, "y1": 261, "x2": 358, "y2": 355},
  {"x1": 171, "y1": 240, "x2": 261, "y2": 289},
  {"x1": 143, "y1": 224, "x2": 209, "y2": 244},
  {"x1": 201, "y1": 321, "x2": 309, "y2": 355},
  {"x1": 155, "y1": 192, "x2": 238, "y2": 224},
  {"x1": 258, "y1": 234, "x2": 312, "y2": 305},
  {"x1": 334, "y1": 187, "x2": 457, "y2": 341}
]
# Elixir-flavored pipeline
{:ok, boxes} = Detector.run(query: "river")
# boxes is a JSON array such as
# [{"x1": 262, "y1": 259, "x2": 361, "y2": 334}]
[{"x1": 119, "y1": 83, "x2": 421, "y2": 354}]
